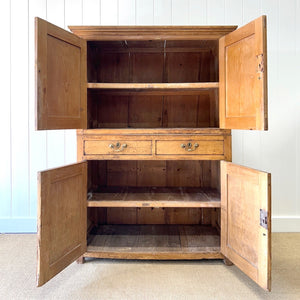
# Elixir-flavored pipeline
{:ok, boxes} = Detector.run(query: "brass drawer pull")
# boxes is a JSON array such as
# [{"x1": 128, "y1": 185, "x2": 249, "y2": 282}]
[
  {"x1": 109, "y1": 142, "x2": 127, "y2": 152},
  {"x1": 181, "y1": 142, "x2": 199, "y2": 152}
]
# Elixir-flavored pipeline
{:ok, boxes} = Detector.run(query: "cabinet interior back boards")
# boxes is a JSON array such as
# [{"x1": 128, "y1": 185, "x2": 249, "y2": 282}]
[{"x1": 35, "y1": 16, "x2": 271, "y2": 290}]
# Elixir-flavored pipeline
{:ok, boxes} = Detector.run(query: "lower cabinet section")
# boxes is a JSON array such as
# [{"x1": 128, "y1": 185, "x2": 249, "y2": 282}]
[
  {"x1": 84, "y1": 159, "x2": 222, "y2": 259},
  {"x1": 85, "y1": 224, "x2": 223, "y2": 260},
  {"x1": 37, "y1": 159, "x2": 271, "y2": 290}
]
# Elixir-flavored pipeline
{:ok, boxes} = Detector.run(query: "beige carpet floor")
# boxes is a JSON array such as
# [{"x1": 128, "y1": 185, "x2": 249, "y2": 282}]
[{"x1": 0, "y1": 233, "x2": 299, "y2": 300}]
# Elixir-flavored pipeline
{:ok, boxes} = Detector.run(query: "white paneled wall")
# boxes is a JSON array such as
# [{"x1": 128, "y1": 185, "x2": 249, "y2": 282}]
[{"x1": 0, "y1": 0, "x2": 299, "y2": 232}]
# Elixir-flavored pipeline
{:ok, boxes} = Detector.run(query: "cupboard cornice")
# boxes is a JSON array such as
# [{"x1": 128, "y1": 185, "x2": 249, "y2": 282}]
[{"x1": 69, "y1": 25, "x2": 237, "y2": 40}]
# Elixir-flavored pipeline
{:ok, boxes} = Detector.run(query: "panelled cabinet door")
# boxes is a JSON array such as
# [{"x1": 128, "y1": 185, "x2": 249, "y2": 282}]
[
  {"x1": 219, "y1": 16, "x2": 268, "y2": 130},
  {"x1": 37, "y1": 162, "x2": 87, "y2": 286},
  {"x1": 220, "y1": 161, "x2": 271, "y2": 291},
  {"x1": 35, "y1": 17, "x2": 87, "y2": 130}
]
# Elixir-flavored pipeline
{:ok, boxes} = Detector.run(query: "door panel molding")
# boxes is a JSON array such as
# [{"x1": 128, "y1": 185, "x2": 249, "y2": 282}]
[
  {"x1": 35, "y1": 17, "x2": 87, "y2": 130},
  {"x1": 37, "y1": 162, "x2": 87, "y2": 286},
  {"x1": 219, "y1": 16, "x2": 268, "y2": 130},
  {"x1": 221, "y1": 161, "x2": 271, "y2": 291}
]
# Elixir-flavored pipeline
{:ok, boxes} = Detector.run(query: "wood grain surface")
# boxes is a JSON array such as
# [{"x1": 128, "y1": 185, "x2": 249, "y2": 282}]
[
  {"x1": 219, "y1": 16, "x2": 268, "y2": 130},
  {"x1": 221, "y1": 161, "x2": 271, "y2": 291},
  {"x1": 37, "y1": 162, "x2": 87, "y2": 286}
]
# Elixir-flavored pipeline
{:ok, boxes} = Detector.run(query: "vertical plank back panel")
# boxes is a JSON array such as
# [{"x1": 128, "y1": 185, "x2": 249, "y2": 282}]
[
  {"x1": 90, "y1": 160, "x2": 220, "y2": 226},
  {"x1": 129, "y1": 96, "x2": 163, "y2": 128}
]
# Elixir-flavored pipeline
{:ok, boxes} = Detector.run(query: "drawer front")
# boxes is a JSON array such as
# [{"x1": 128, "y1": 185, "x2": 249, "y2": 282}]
[
  {"x1": 155, "y1": 140, "x2": 224, "y2": 155},
  {"x1": 84, "y1": 140, "x2": 152, "y2": 155}
]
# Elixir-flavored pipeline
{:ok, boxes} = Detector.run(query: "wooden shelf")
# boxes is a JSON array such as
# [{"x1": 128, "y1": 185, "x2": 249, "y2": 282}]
[
  {"x1": 86, "y1": 225, "x2": 221, "y2": 260},
  {"x1": 87, "y1": 82, "x2": 219, "y2": 91},
  {"x1": 87, "y1": 187, "x2": 220, "y2": 208}
]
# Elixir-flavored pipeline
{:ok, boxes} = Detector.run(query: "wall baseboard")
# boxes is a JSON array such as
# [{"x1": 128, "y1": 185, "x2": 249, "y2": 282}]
[
  {"x1": 272, "y1": 216, "x2": 300, "y2": 232},
  {"x1": 1, "y1": 216, "x2": 299, "y2": 233},
  {"x1": 0, "y1": 218, "x2": 37, "y2": 233}
]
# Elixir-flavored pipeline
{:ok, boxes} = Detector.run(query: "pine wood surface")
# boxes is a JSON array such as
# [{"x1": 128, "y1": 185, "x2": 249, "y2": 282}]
[
  {"x1": 85, "y1": 225, "x2": 222, "y2": 260},
  {"x1": 87, "y1": 92, "x2": 219, "y2": 129},
  {"x1": 88, "y1": 207, "x2": 219, "y2": 227},
  {"x1": 69, "y1": 25, "x2": 237, "y2": 40},
  {"x1": 87, "y1": 160, "x2": 220, "y2": 227},
  {"x1": 36, "y1": 16, "x2": 270, "y2": 290},
  {"x1": 87, "y1": 187, "x2": 220, "y2": 208},
  {"x1": 37, "y1": 162, "x2": 87, "y2": 286},
  {"x1": 156, "y1": 140, "x2": 224, "y2": 156},
  {"x1": 79, "y1": 128, "x2": 231, "y2": 135},
  {"x1": 89, "y1": 89, "x2": 217, "y2": 96},
  {"x1": 220, "y1": 161, "x2": 271, "y2": 291},
  {"x1": 35, "y1": 17, "x2": 87, "y2": 130},
  {"x1": 87, "y1": 40, "x2": 218, "y2": 85},
  {"x1": 219, "y1": 16, "x2": 267, "y2": 130},
  {"x1": 87, "y1": 40, "x2": 218, "y2": 84},
  {"x1": 79, "y1": 131, "x2": 231, "y2": 161},
  {"x1": 88, "y1": 160, "x2": 221, "y2": 190},
  {"x1": 87, "y1": 82, "x2": 219, "y2": 89},
  {"x1": 85, "y1": 140, "x2": 152, "y2": 155}
]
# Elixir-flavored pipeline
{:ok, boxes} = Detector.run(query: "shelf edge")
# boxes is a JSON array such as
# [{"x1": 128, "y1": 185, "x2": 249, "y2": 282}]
[{"x1": 87, "y1": 82, "x2": 219, "y2": 90}]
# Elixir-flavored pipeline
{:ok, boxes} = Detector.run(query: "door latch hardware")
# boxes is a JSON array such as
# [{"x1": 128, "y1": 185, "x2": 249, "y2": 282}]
[
  {"x1": 260, "y1": 209, "x2": 268, "y2": 229},
  {"x1": 256, "y1": 53, "x2": 264, "y2": 79}
]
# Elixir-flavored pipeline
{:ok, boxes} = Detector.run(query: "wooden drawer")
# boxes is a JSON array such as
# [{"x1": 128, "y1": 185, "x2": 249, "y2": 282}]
[
  {"x1": 155, "y1": 140, "x2": 224, "y2": 156},
  {"x1": 84, "y1": 140, "x2": 152, "y2": 155}
]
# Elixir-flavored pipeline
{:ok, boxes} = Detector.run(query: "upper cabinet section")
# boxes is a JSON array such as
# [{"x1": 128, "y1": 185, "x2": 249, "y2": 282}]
[
  {"x1": 87, "y1": 40, "x2": 219, "y2": 84},
  {"x1": 85, "y1": 39, "x2": 221, "y2": 130},
  {"x1": 219, "y1": 16, "x2": 268, "y2": 130},
  {"x1": 35, "y1": 18, "x2": 87, "y2": 130},
  {"x1": 35, "y1": 19, "x2": 267, "y2": 131}
]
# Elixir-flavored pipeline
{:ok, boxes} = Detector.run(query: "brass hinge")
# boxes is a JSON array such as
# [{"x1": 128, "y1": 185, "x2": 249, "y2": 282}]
[{"x1": 260, "y1": 209, "x2": 268, "y2": 229}]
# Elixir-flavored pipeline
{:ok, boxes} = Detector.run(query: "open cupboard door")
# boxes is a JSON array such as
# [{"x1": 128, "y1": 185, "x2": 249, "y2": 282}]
[
  {"x1": 37, "y1": 162, "x2": 87, "y2": 286},
  {"x1": 220, "y1": 161, "x2": 271, "y2": 291},
  {"x1": 219, "y1": 16, "x2": 268, "y2": 130},
  {"x1": 35, "y1": 17, "x2": 87, "y2": 130}
]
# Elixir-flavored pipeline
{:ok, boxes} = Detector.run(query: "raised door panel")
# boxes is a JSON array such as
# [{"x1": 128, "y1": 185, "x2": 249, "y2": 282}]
[
  {"x1": 220, "y1": 161, "x2": 271, "y2": 290},
  {"x1": 36, "y1": 17, "x2": 87, "y2": 130},
  {"x1": 37, "y1": 162, "x2": 87, "y2": 286},
  {"x1": 219, "y1": 16, "x2": 267, "y2": 130}
]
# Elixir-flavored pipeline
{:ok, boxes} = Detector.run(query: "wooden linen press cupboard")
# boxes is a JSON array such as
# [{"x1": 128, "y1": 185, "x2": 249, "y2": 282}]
[{"x1": 35, "y1": 16, "x2": 271, "y2": 290}]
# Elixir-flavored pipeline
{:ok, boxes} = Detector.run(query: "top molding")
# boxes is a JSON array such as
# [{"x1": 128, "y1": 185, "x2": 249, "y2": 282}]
[{"x1": 68, "y1": 25, "x2": 238, "y2": 41}]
